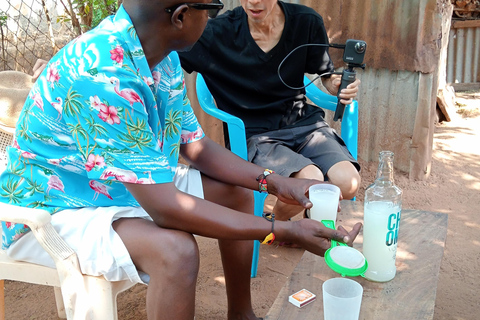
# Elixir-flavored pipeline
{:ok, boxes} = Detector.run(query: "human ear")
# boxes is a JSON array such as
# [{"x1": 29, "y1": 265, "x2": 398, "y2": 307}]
[{"x1": 170, "y1": 4, "x2": 189, "y2": 29}]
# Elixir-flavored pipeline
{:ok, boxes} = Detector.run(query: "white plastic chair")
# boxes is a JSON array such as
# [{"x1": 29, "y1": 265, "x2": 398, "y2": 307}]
[
  {"x1": 0, "y1": 128, "x2": 136, "y2": 319},
  {"x1": 0, "y1": 202, "x2": 136, "y2": 320}
]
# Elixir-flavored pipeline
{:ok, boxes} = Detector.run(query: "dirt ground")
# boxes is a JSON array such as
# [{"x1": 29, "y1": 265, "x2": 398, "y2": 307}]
[{"x1": 3, "y1": 90, "x2": 480, "y2": 319}]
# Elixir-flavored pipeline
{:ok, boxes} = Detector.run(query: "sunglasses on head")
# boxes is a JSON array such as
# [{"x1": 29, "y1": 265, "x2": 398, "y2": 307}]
[{"x1": 165, "y1": 0, "x2": 224, "y2": 19}]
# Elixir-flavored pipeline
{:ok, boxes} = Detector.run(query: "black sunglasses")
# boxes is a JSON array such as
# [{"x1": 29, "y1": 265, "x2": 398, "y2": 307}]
[{"x1": 165, "y1": 0, "x2": 224, "y2": 19}]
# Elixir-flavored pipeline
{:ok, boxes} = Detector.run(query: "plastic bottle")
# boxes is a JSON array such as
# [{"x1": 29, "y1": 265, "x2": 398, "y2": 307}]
[{"x1": 362, "y1": 151, "x2": 403, "y2": 282}]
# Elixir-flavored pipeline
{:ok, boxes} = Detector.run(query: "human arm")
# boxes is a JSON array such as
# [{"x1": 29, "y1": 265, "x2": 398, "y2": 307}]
[
  {"x1": 32, "y1": 59, "x2": 49, "y2": 81},
  {"x1": 124, "y1": 136, "x2": 361, "y2": 256},
  {"x1": 180, "y1": 135, "x2": 319, "y2": 207},
  {"x1": 126, "y1": 180, "x2": 360, "y2": 257}
]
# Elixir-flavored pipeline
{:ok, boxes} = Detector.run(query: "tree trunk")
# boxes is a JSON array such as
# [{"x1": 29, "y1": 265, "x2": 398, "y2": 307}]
[
  {"x1": 41, "y1": 0, "x2": 57, "y2": 52},
  {"x1": 60, "y1": 0, "x2": 82, "y2": 36}
]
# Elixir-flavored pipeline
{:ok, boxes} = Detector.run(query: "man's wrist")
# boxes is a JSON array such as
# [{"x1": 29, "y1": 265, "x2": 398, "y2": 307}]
[
  {"x1": 257, "y1": 169, "x2": 275, "y2": 193},
  {"x1": 264, "y1": 171, "x2": 282, "y2": 194},
  {"x1": 320, "y1": 76, "x2": 336, "y2": 96},
  {"x1": 273, "y1": 220, "x2": 295, "y2": 244}
]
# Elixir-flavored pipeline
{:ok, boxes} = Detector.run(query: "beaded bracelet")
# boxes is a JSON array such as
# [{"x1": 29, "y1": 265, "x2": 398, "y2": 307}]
[
  {"x1": 256, "y1": 169, "x2": 274, "y2": 193},
  {"x1": 261, "y1": 213, "x2": 275, "y2": 245}
]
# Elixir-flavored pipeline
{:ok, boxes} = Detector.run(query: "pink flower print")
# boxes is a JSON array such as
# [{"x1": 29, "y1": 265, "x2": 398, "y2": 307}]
[
  {"x1": 21, "y1": 151, "x2": 37, "y2": 159},
  {"x1": 152, "y1": 71, "x2": 161, "y2": 86},
  {"x1": 85, "y1": 153, "x2": 105, "y2": 172},
  {"x1": 110, "y1": 45, "x2": 124, "y2": 64},
  {"x1": 143, "y1": 76, "x2": 154, "y2": 86},
  {"x1": 98, "y1": 104, "x2": 121, "y2": 125},
  {"x1": 90, "y1": 95, "x2": 102, "y2": 110},
  {"x1": 47, "y1": 62, "x2": 60, "y2": 88},
  {"x1": 12, "y1": 233, "x2": 25, "y2": 242},
  {"x1": 5, "y1": 221, "x2": 29, "y2": 230}
]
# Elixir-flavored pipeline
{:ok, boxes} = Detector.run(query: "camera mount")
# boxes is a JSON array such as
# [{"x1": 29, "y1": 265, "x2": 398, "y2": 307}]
[{"x1": 330, "y1": 39, "x2": 367, "y2": 121}]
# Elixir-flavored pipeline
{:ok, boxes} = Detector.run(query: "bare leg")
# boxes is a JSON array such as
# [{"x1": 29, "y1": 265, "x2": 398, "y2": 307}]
[
  {"x1": 202, "y1": 174, "x2": 259, "y2": 320},
  {"x1": 273, "y1": 161, "x2": 360, "y2": 220},
  {"x1": 113, "y1": 218, "x2": 199, "y2": 320},
  {"x1": 326, "y1": 161, "x2": 361, "y2": 200}
]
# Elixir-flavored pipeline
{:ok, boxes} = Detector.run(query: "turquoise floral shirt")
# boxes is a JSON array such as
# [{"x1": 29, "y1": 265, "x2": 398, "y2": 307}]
[{"x1": 0, "y1": 5, "x2": 204, "y2": 249}]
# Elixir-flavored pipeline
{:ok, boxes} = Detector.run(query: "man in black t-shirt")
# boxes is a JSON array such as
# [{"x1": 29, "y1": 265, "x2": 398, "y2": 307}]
[{"x1": 179, "y1": 0, "x2": 362, "y2": 223}]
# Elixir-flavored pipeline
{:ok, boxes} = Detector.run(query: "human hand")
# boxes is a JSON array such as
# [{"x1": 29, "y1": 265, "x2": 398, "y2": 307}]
[
  {"x1": 323, "y1": 75, "x2": 361, "y2": 105},
  {"x1": 32, "y1": 59, "x2": 48, "y2": 81},
  {"x1": 267, "y1": 175, "x2": 342, "y2": 210},
  {"x1": 333, "y1": 76, "x2": 361, "y2": 105},
  {"x1": 286, "y1": 219, "x2": 362, "y2": 257}
]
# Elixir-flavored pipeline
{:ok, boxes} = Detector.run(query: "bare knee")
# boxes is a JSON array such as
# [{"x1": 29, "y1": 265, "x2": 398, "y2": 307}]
[
  {"x1": 145, "y1": 232, "x2": 200, "y2": 282},
  {"x1": 327, "y1": 162, "x2": 361, "y2": 200},
  {"x1": 292, "y1": 165, "x2": 324, "y2": 181},
  {"x1": 115, "y1": 219, "x2": 200, "y2": 284},
  {"x1": 337, "y1": 174, "x2": 361, "y2": 199}
]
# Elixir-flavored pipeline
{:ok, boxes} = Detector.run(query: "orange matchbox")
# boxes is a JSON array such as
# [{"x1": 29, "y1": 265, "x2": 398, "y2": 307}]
[{"x1": 288, "y1": 289, "x2": 316, "y2": 308}]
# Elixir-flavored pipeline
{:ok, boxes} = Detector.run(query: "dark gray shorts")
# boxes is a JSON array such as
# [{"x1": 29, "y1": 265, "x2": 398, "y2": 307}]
[{"x1": 247, "y1": 122, "x2": 360, "y2": 178}]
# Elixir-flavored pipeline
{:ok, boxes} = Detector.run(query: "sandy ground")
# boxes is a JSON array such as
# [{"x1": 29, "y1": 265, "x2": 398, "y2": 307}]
[{"x1": 3, "y1": 90, "x2": 480, "y2": 319}]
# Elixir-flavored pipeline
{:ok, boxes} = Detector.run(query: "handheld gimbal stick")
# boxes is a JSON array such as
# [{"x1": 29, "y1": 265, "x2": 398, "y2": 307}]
[
  {"x1": 331, "y1": 39, "x2": 366, "y2": 122},
  {"x1": 333, "y1": 67, "x2": 356, "y2": 122}
]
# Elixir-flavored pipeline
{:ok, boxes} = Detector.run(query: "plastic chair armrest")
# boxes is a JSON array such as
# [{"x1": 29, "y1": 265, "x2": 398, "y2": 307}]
[
  {"x1": 0, "y1": 203, "x2": 75, "y2": 262},
  {"x1": 0, "y1": 203, "x2": 51, "y2": 229},
  {"x1": 304, "y1": 76, "x2": 338, "y2": 113}
]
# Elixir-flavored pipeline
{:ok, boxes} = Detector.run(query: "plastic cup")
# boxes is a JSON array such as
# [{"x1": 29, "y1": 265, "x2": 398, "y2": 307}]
[
  {"x1": 322, "y1": 277, "x2": 363, "y2": 320},
  {"x1": 308, "y1": 184, "x2": 341, "y2": 224}
]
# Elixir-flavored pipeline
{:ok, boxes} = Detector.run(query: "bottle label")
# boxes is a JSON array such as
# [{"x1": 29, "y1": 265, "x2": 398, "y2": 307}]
[
  {"x1": 386, "y1": 210, "x2": 401, "y2": 246},
  {"x1": 363, "y1": 202, "x2": 402, "y2": 282}
]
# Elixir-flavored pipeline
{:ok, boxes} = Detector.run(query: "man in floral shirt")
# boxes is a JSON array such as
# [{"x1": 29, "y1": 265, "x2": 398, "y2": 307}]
[{"x1": 0, "y1": 0, "x2": 361, "y2": 319}]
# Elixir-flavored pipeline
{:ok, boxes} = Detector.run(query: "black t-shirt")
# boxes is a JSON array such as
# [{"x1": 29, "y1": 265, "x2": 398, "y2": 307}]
[{"x1": 179, "y1": 1, "x2": 334, "y2": 138}]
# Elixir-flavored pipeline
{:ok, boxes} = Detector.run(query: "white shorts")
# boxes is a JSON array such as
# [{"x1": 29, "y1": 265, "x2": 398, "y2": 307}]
[{"x1": 6, "y1": 164, "x2": 203, "y2": 284}]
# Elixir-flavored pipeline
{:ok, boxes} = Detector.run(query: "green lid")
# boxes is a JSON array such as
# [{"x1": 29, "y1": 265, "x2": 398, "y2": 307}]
[
  {"x1": 322, "y1": 220, "x2": 368, "y2": 277},
  {"x1": 325, "y1": 245, "x2": 368, "y2": 277}
]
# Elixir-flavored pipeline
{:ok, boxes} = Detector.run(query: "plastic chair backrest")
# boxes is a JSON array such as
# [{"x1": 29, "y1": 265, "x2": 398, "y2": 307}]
[
  {"x1": 195, "y1": 75, "x2": 249, "y2": 160},
  {"x1": 303, "y1": 76, "x2": 358, "y2": 160}
]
